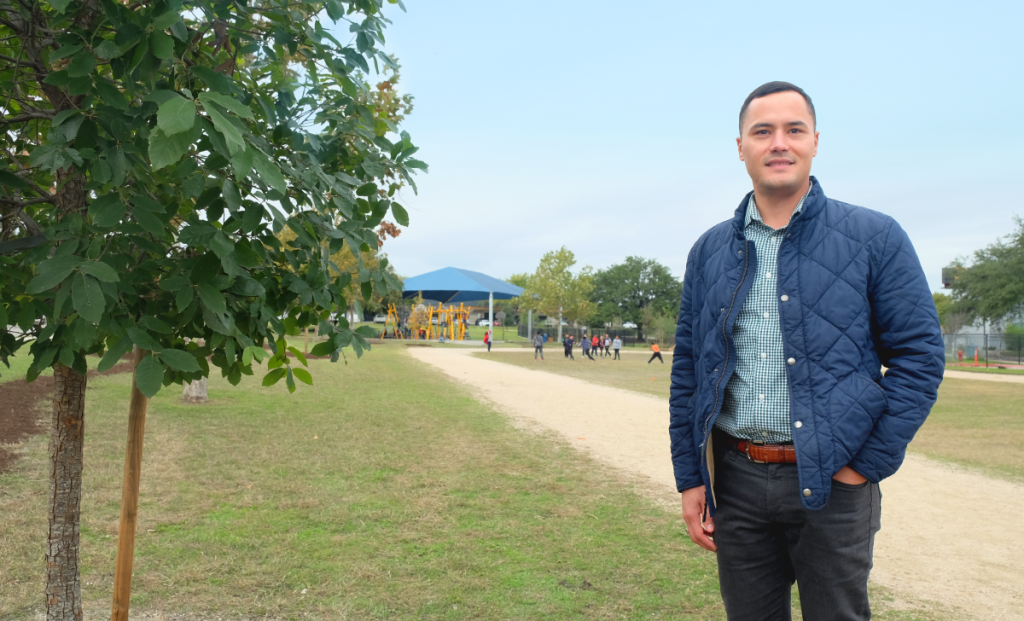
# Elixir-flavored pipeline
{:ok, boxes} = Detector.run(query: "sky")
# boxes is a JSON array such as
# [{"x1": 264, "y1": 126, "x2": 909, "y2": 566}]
[{"x1": 344, "y1": 0, "x2": 1022, "y2": 293}]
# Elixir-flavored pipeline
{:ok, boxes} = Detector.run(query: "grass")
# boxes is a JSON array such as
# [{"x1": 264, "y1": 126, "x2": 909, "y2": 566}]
[
  {"x1": 2, "y1": 347, "x2": 726, "y2": 619},
  {"x1": 0, "y1": 346, "x2": 961, "y2": 620},
  {"x1": 481, "y1": 353, "x2": 1024, "y2": 485},
  {"x1": 944, "y1": 364, "x2": 1024, "y2": 375}
]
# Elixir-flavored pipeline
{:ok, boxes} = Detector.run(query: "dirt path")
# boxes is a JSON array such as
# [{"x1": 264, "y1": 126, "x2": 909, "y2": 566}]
[
  {"x1": 409, "y1": 347, "x2": 1024, "y2": 620},
  {"x1": 943, "y1": 369, "x2": 1024, "y2": 383}
]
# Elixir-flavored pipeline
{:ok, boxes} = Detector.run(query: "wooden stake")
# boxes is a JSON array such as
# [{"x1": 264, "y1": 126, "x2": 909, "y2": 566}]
[{"x1": 110, "y1": 347, "x2": 148, "y2": 621}]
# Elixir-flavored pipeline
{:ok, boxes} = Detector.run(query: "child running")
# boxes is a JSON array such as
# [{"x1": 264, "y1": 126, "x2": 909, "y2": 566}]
[
  {"x1": 648, "y1": 342, "x2": 664, "y2": 364},
  {"x1": 562, "y1": 334, "x2": 575, "y2": 360},
  {"x1": 581, "y1": 336, "x2": 595, "y2": 360}
]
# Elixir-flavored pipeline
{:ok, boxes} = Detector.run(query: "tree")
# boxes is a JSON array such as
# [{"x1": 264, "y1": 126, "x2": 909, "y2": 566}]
[
  {"x1": 589, "y1": 256, "x2": 681, "y2": 337},
  {"x1": 520, "y1": 247, "x2": 593, "y2": 325},
  {"x1": 947, "y1": 218, "x2": 1024, "y2": 323},
  {"x1": 0, "y1": 0, "x2": 423, "y2": 617}
]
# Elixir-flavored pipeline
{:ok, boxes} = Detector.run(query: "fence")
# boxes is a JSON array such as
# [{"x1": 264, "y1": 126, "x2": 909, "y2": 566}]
[
  {"x1": 944, "y1": 332, "x2": 1024, "y2": 366},
  {"x1": 518, "y1": 324, "x2": 648, "y2": 346}
]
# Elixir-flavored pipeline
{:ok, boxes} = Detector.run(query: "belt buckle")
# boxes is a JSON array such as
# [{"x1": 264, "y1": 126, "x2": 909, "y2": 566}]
[{"x1": 745, "y1": 440, "x2": 767, "y2": 464}]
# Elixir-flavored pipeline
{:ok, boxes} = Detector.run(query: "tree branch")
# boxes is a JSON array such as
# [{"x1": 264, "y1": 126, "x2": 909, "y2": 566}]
[
  {"x1": 0, "y1": 111, "x2": 53, "y2": 124},
  {"x1": 0, "y1": 52, "x2": 42, "y2": 70},
  {"x1": 0, "y1": 195, "x2": 54, "y2": 208}
]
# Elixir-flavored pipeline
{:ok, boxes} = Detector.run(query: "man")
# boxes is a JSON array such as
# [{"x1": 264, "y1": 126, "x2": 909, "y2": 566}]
[
  {"x1": 669, "y1": 82, "x2": 944, "y2": 620},
  {"x1": 532, "y1": 330, "x2": 545, "y2": 361}
]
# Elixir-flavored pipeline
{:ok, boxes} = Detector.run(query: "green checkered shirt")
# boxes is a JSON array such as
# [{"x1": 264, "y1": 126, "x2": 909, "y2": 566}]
[{"x1": 715, "y1": 182, "x2": 813, "y2": 443}]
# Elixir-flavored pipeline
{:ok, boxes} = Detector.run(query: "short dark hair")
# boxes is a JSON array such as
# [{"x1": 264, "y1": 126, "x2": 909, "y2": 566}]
[{"x1": 739, "y1": 81, "x2": 816, "y2": 135}]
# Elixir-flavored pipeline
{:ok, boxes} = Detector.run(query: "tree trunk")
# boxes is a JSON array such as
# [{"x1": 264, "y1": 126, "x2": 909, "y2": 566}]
[
  {"x1": 181, "y1": 377, "x2": 208, "y2": 403},
  {"x1": 46, "y1": 364, "x2": 86, "y2": 621}
]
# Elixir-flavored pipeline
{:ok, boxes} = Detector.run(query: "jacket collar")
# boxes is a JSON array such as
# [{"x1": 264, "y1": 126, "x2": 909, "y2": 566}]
[{"x1": 732, "y1": 176, "x2": 826, "y2": 235}]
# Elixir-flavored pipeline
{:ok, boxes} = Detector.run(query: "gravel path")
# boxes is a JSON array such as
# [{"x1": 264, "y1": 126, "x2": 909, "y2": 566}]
[
  {"x1": 409, "y1": 346, "x2": 1024, "y2": 620},
  {"x1": 943, "y1": 369, "x2": 1024, "y2": 383}
]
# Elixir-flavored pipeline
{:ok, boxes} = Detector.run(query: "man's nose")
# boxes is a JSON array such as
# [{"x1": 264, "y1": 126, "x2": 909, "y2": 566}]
[{"x1": 770, "y1": 132, "x2": 789, "y2": 152}]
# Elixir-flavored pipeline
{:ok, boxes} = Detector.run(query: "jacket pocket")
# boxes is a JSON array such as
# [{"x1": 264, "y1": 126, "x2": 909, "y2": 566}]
[{"x1": 826, "y1": 373, "x2": 887, "y2": 469}]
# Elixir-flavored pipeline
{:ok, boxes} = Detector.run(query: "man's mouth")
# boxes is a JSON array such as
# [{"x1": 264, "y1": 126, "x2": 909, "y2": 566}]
[{"x1": 766, "y1": 159, "x2": 794, "y2": 168}]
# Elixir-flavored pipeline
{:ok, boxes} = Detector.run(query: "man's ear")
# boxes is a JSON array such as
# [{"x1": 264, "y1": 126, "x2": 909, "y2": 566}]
[
  {"x1": 812, "y1": 131, "x2": 819, "y2": 157},
  {"x1": 736, "y1": 137, "x2": 744, "y2": 161}
]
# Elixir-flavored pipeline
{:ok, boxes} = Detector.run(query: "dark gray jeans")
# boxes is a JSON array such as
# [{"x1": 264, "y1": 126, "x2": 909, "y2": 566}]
[{"x1": 714, "y1": 444, "x2": 881, "y2": 621}]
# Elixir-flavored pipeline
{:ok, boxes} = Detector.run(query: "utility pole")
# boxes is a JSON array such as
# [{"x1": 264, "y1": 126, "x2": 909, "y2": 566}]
[{"x1": 558, "y1": 306, "x2": 563, "y2": 342}]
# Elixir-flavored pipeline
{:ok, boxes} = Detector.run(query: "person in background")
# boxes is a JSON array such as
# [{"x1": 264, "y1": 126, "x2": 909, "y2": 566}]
[
  {"x1": 612, "y1": 336, "x2": 622, "y2": 360},
  {"x1": 581, "y1": 335, "x2": 595, "y2": 361},
  {"x1": 563, "y1": 334, "x2": 575, "y2": 360},
  {"x1": 533, "y1": 330, "x2": 545, "y2": 361},
  {"x1": 484, "y1": 329, "x2": 492, "y2": 352},
  {"x1": 592, "y1": 334, "x2": 601, "y2": 357},
  {"x1": 648, "y1": 342, "x2": 663, "y2": 364},
  {"x1": 604, "y1": 334, "x2": 612, "y2": 356}
]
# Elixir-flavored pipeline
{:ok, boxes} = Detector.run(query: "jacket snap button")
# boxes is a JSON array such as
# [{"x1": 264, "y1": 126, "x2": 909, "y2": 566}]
[
  {"x1": 787, "y1": 357, "x2": 796, "y2": 366},
  {"x1": 713, "y1": 368, "x2": 718, "y2": 373},
  {"x1": 738, "y1": 250, "x2": 743, "y2": 256},
  {"x1": 803, "y1": 488, "x2": 812, "y2": 497},
  {"x1": 794, "y1": 421, "x2": 803, "y2": 428},
  {"x1": 780, "y1": 295, "x2": 789, "y2": 302}
]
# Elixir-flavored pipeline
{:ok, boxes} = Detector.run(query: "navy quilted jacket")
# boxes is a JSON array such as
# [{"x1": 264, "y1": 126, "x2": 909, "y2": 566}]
[{"x1": 669, "y1": 178, "x2": 944, "y2": 511}]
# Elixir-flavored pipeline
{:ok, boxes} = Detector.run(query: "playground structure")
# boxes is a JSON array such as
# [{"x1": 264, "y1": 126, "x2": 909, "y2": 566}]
[
  {"x1": 425, "y1": 302, "x2": 470, "y2": 341},
  {"x1": 381, "y1": 303, "x2": 403, "y2": 339}
]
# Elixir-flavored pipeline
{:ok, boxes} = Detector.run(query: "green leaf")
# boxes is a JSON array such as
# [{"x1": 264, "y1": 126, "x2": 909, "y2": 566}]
[
  {"x1": 170, "y1": 20, "x2": 188, "y2": 42},
  {"x1": 157, "y1": 95, "x2": 195, "y2": 136},
  {"x1": 250, "y1": 149, "x2": 287, "y2": 195},
  {"x1": 262, "y1": 367, "x2": 286, "y2": 387},
  {"x1": 90, "y1": 159, "x2": 112, "y2": 184},
  {"x1": 196, "y1": 281, "x2": 227, "y2": 314},
  {"x1": 292, "y1": 368, "x2": 313, "y2": 385},
  {"x1": 26, "y1": 255, "x2": 83, "y2": 293},
  {"x1": 158, "y1": 348, "x2": 200, "y2": 372},
  {"x1": 151, "y1": 30, "x2": 175, "y2": 59},
  {"x1": 175, "y1": 285, "x2": 195, "y2": 312},
  {"x1": 140, "y1": 316, "x2": 172, "y2": 333},
  {"x1": 287, "y1": 346, "x2": 308, "y2": 367},
  {"x1": 356, "y1": 183, "x2": 376, "y2": 197},
  {"x1": 98, "y1": 336, "x2": 133, "y2": 372},
  {"x1": 134, "y1": 208, "x2": 164, "y2": 236},
  {"x1": 0, "y1": 169, "x2": 31, "y2": 192},
  {"x1": 152, "y1": 11, "x2": 180, "y2": 30},
  {"x1": 49, "y1": 44, "x2": 83, "y2": 61},
  {"x1": 89, "y1": 193, "x2": 126, "y2": 227},
  {"x1": 78, "y1": 260, "x2": 119, "y2": 282},
  {"x1": 46, "y1": 0, "x2": 72, "y2": 12},
  {"x1": 135, "y1": 354, "x2": 164, "y2": 397},
  {"x1": 204, "y1": 105, "x2": 245, "y2": 154},
  {"x1": 191, "y1": 66, "x2": 235, "y2": 95},
  {"x1": 127, "y1": 327, "x2": 162, "y2": 352},
  {"x1": 221, "y1": 179, "x2": 241, "y2": 213},
  {"x1": 109, "y1": 147, "x2": 127, "y2": 186},
  {"x1": 391, "y1": 202, "x2": 409, "y2": 227},
  {"x1": 230, "y1": 148, "x2": 253, "y2": 180},
  {"x1": 199, "y1": 92, "x2": 254, "y2": 119},
  {"x1": 310, "y1": 341, "x2": 333, "y2": 357},
  {"x1": 93, "y1": 40, "x2": 123, "y2": 59},
  {"x1": 72, "y1": 272, "x2": 105, "y2": 324},
  {"x1": 285, "y1": 368, "x2": 296, "y2": 393},
  {"x1": 66, "y1": 52, "x2": 97, "y2": 78},
  {"x1": 209, "y1": 231, "x2": 234, "y2": 258},
  {"x1": 149, "y1": 128, "x2": 192, "y2": 170},
  {"x1": 242, "y1": 203, "x2": 263, "y2": 234}
]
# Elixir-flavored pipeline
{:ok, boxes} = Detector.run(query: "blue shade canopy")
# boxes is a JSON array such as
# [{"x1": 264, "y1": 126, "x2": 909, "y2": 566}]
[{"x1": 402, "y1": 267, "x2": 524, "y2": 304}]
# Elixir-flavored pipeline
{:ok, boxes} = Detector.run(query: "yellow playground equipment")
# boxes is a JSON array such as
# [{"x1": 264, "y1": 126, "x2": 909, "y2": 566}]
[
  {"x1": 425, "y1": 302, "x2": 470, "y2": 341},
  {"x1": 382, "y1": 303, "x2": 402, "y2": 339}
]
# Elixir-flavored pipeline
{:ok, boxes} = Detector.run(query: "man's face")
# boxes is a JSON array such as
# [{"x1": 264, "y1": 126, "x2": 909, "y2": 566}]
[{"x1": 737, "y1": 91, "x2": 819, "y2": 193}]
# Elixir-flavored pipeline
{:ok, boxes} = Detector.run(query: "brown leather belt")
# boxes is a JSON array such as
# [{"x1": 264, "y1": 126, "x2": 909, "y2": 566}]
[{"x1": 725, "y1": 435, "x2": 797, "y2": 464}]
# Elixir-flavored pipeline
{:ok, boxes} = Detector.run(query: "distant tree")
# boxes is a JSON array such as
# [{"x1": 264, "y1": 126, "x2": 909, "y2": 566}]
[
  {"x1": 933, "y1": 292, "x2": 968, "y2": 336},
  {"x1": 947, "y1": 218, "x2": 1024, "y2": 323},
  {"x1": 590, "y1": 257, "x2": 681, "y2": 337},
  {"x1": 1005, "y1": 323, "x2": 1024, "y2": 354},
  {"x1": 520, "y1": 247, "x2": 593, "y2": 325}
]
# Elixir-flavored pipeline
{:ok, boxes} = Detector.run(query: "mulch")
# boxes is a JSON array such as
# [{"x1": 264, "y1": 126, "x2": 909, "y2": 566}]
[{"x1": 0, "y1": 360, "x2": 134, "y2": 475}]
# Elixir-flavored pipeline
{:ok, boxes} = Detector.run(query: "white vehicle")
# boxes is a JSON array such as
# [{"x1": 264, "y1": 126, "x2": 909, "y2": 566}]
[
  {"x1": 622, "y1": 322, "x2": 637, "y2": 328},
  {"x1": 477, "y1": 319, "x2": 491, "y2": 327},
  {"x1": 373, "y1": 314, "x2": 387, "y2": 323}
]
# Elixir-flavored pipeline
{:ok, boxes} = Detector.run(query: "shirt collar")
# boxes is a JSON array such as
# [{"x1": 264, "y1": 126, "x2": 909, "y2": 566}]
[{"x1": 744, "y1": 178, "x2": 815, "y2": 229}]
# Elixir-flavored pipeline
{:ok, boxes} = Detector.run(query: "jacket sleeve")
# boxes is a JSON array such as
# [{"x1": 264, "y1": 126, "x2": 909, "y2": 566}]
[
  {"x1": 669, "y1": 246, "x2": 703, "y2": 492},
  {"x1": 849, "y1": 220, "x2": 945, "y2": 482}
]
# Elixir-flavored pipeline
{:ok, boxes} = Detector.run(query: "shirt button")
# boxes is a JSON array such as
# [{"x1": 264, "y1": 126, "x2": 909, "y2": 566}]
[
  {"x1": 758, "y1": 394, "x2": 765, "y2": 400},
  {"x1": 803, "y1": 488, "x2": 812, "y2": 497},
  {"x1": 780, "y1": 295, "x2": 789, "y2": 302},
  {"x1": 795, "y1": 421, "x2": 803, "y2": 428},
  {"x1": 766, "y1": 273, "x2": 772, "y2": 279},
  {"x1": 787, "y1": 357, "x2": 796, "y2": 366},
  {"x1": 763, "y1": 312, "x2": 769, "y2": 319},
  {"x1": 761, "y1": 353, "x2": 766, "y2": 359}
]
